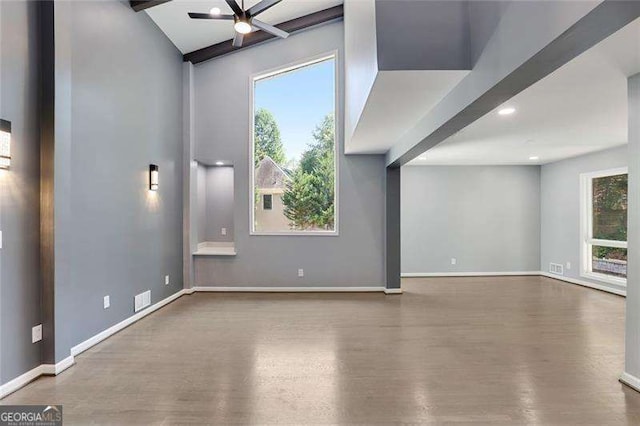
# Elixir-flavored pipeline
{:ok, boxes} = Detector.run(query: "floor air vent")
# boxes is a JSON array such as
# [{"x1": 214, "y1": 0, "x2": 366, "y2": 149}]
[{"x1": 549, "y1": 263, "x2": 564, "y2": 275}]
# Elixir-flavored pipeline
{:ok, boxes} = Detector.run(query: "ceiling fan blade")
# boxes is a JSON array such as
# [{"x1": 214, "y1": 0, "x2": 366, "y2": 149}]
[
  {"x1": 232, "y1": 32, "x2": 244, "y2": 48},
  {"x1": 247, "y1": 0, "x2": 282, "y2": 16},
  {"x1": 225, "y1": 0, "x2": 244, "y2": 17},
  {"x1": 188, "y1": 12, "x2": 235, "y2": 20},
  {"x1": 251, "y1": 19, "x2": 289, "y2": 39}
]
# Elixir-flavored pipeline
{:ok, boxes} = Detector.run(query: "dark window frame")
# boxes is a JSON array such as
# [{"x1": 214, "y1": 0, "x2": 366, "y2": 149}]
[{"x1": 263, "y1": 194, "x2": 273, "y2": 210}]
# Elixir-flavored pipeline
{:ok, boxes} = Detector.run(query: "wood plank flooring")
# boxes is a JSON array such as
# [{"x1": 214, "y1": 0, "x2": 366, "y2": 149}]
[{"x1": 2, "y1": 276, "x2": 640, "y2": 424}]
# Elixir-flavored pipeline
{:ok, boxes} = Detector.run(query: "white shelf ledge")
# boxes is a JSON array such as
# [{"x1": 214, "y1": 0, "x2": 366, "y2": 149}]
[{"x1": 193, "y1": 242, "x2": 236, "y2": 256}]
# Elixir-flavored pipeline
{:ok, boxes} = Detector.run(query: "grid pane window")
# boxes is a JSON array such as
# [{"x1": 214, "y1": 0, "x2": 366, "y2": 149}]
[{"x1": 582, "y1": 170, "x2": 628, "y2": 284}]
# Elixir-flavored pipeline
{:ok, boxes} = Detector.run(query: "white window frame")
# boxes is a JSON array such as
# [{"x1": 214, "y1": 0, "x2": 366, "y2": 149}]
[
  {"x1": 249, "y1": 51, "x2": 340, "y2": 236},
  {"x1": 579, "y1": 167, "x2": 628, "y2": 286}
]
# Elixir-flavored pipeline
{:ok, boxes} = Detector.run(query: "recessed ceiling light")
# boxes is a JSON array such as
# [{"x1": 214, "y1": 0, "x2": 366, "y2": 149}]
[
  {"x1": 529, "y1": 156, "x2": 539, "y2": 161},
  {"x1": 498, "y1": 107, "x2": 516, "y2": 116},
  {"x1": 209, "y1": 7, "x2": 221, "y2": 15},
  {"x1": 215, "y1": 161, "x2": 224, "y2": 166}
]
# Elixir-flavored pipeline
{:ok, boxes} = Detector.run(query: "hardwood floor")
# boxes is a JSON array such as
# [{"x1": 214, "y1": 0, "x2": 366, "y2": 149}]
[{"x1": 3, "y1": 276, "x2": 640, "y2": 424}]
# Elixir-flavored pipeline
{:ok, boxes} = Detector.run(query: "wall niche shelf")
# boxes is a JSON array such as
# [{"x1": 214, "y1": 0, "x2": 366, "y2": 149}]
[
  {"x1": 193, "y1": 161, "x2": 235, "y2": 257},
  {"x1": 193, "y1": 242, "x2": 236, "y2": 256}
]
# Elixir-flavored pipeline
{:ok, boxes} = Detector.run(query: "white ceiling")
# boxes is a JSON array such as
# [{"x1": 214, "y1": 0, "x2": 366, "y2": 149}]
[
  {"x1": 347, "y1": 70, "x2": 469, "y2": 154},
  {"x1": 145, "y1": 0, "x2": 343, "y2": 53},
  {"x1": 410, "y1": 17, "x2": 640, "y2": 166}
]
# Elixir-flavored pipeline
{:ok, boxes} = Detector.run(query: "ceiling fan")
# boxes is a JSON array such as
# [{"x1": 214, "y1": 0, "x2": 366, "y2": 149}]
[{"x1": 188, "y1": 0, "x2": 290, "y2": 48}]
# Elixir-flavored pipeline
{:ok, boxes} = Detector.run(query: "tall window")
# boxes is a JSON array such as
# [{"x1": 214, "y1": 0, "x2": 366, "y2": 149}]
[
  {"x1": 251, "y1": 54, "x2": 337, "y2": 235},
  {"x1": 581, "y1": 168, "x2": 628, "y2": 284}
]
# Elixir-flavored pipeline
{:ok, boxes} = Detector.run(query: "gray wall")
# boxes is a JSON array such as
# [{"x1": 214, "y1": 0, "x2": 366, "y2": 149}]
[
  {"x1": 467, "y1": 1, "x2": 510, "y2": 67},
  {"x1": 195, "y1": 165, "x2": 234, "y2": 243},
  {"x1": 196, "y1": 164, "x2": 207, "y2": 243},
  {"x1": 625, "y1": 73, "x2": 640, "y2": 381},
  {"x1": 204, "y1": 166, "x2": 234, "y2": 243},
  {"x1": 541, "y1": 145, "x2": 628, "y2": 294},
  {"x1": 52, "y1": 0, "x2": 184, "y2": 362},
  {"x1": 401, "y1": 166, "x2": 541, "y2": 274},
  {"x1": 375, "y1": 0, "x2": 471, "y2": 71},
  {"x1": 344, "y1": 0, "x2": 377, "y2": 148},
  {"x1": 193, "y1": 22, "x2": 386, "y2": 288},
  {"x1": 387, "y1": 1, "x2": 605, "y2": 165},
  {"x1": 0, "y1": 0, "x2": 42, "y2": 384}
]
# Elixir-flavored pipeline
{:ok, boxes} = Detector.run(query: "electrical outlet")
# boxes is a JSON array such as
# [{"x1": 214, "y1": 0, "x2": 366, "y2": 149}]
[
  {"x1": 104, "y1": 295, "x2": 110, "y2": 309},
  {"x1": 221, "y1": 228, "x2": 227, "y2": 236},
  {"x1": 451, "y1": 258, "x2": 457, "y2": 265},
  {"x1": 0, "y1": 230, "x2": 3, "y2": 249},
  {"x1": 566, "y1": 262, "x2": 571, "y2": 270},
  {"x1": 298, "y1": 268, "x2": 304, "y2": 278},
  {"x1": 165, "y1": 275, "x2": 170, "y2": 286},
  {"x1": 32, "y1": 324, "x2": 42, "y2": 343}
]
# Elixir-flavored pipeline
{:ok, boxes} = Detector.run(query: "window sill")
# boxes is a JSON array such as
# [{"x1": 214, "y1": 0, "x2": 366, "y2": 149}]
[
  {"x1": 581, "y1": 271, "x2": 626, "y2": 287},
  {"x1": 250, "y1": 230, "x2": 339, "y2": 237}
]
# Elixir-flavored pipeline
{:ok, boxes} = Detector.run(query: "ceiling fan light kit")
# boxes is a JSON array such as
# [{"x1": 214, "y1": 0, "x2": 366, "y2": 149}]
[
  {"x1": 234, "y1": 19, "x2": 252, "y2": 34},
  {"x1": 188, "y1": 0, "x2": 289, "y2": 48}
]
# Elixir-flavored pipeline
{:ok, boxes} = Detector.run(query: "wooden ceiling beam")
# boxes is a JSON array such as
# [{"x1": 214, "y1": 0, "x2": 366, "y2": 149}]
[
  {"x1": 130, "y1": 1, "x2": 172, "y2": 12},
  {"x1": 184, "y1": 5, "x2": 344, "y2": 64}
]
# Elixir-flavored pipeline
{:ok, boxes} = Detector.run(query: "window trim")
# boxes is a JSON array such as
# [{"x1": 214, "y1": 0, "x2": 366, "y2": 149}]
[
  {"x1": 579, "y1": 167, "x2": 628, "y2": 286},
  {"x1": 248, "y1": 51, "x2": 340, "y2": 236}
]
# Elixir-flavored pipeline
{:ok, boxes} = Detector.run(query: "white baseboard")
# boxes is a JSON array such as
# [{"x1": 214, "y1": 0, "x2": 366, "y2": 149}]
[
  {"x1": 192, "y1": 286, "x2": 386, "y2": 293},
  {"x1": 2, "y1": 284, "x2": 396, "y2": 398},
  {"x1": 0, "y1": 354, "x2": 77, "y2": 399},
  {"x1": 1, "y1": 289, "x2": 187, "y2": 400},
  {"x1": 403, "y1": 271, "x2": 626, "y2": 297},
  {"x1": 41, "y1": 355, "x2": 75, "y2": 376},
  {"x1": 3, "y1": 284, "x2": 400, "y2": 399},
  {"x1": 71, "y1": 289, "x2": 186, "y2": 356},
  {"x1": 1, "y1": 272, "x2": 625, "y2": 400},
  {"x1": 402, "y1": 271, "x2": 540, "y2": 277},
  {"x1": 0, "y1": 365, "x2": 47, "y2": 399},
  {"x1": 620, "y1": 372, "x2": 640, "y2": 392},
  {"x1": 2, "y1": 283, "x2": 393, "y2": 399},
  {"x1": 539, "y1": 272, "x2": 626, "y2": 297}
]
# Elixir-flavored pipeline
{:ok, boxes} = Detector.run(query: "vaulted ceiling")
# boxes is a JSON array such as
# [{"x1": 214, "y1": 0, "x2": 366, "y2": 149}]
[{"x1": 144, "y1": 0, "x2": 342, "y2": 54}]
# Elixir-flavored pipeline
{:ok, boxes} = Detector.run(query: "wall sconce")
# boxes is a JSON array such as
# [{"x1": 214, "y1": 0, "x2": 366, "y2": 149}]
[
  {"x1": 149, "y1": 164, "x2": 159, "y2": 191},
  {"x1": 0, "y1": 119, "x2": 11, "y2": 170}
]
